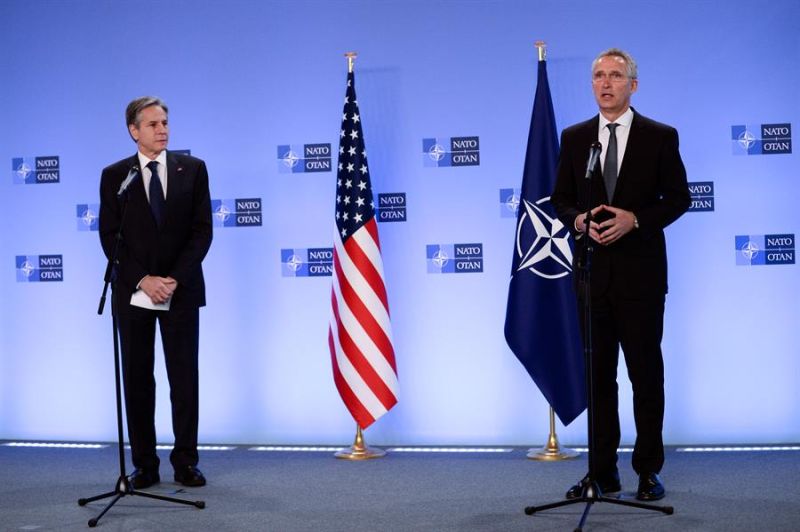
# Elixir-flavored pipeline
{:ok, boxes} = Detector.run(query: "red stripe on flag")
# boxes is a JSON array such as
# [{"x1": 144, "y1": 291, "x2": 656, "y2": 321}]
[
  {"x1": 334, "y1": 250, "x2": 397, "y2": 374},
  {"x1": 330, "y1": 280, "x2": 398, "y2": 410},
  {"x1": 328, "y1": 329, "x2": 375, "y2": 429},
  {"x1": 344, "y1": 220, "x2": 389, "y2": 313}
]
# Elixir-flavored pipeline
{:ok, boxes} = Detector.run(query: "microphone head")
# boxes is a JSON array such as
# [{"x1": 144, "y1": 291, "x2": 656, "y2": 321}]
[{"x1": 590, "y1": 141, "x2": 603, "y2": 151}]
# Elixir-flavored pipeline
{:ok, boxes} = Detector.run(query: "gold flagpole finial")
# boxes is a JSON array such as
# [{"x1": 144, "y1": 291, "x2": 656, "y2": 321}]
[
  {"x1": 345, "y1": 51, "x2": 358, "y2": 73},
  {"x1": 535, "y1": 40, "x2": 547, "y2": 62}
]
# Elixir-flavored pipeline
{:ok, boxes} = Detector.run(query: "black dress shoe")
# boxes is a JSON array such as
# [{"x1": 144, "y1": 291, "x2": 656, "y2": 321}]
[
  {"x1": 174, "y1": 465, "x2": 206, "y2": 487},
  {"x1": 128, "y1": 468, "x2": 160, "y2": 489},
  {"x1": 636, "y1": 472, "x2": 665, "y2": 501},
  {"x1": 565, "y1": 471, "x2": 621, "y2": 499}
]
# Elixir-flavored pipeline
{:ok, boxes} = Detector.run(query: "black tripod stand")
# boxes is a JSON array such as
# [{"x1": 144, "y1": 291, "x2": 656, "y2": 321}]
[
  {"x1": 524, "y1": 143, "x2": 673, "y2": 531},
  {"x1": 78, "y1": 179, "x2": 204, "y2": 527}
]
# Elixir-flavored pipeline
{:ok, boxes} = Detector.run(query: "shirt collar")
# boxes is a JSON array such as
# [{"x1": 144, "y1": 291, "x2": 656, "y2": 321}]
[
  {"x1": 599, "y1": 107, "x2": 634, "y2": 129},
  {"x1": 137, "y1": 150, "x2": 167, "y2": 171}
]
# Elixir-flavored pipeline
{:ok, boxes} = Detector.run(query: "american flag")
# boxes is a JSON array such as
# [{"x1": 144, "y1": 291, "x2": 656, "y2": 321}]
[{"x1": 328, "y1": 70, "x2": 398, "y2": 429}]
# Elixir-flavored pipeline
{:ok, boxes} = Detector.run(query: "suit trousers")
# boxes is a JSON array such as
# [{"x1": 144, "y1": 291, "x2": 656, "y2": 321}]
[
  {"x1": 582, "y1": 289, "x2": 665, "y2": 477},
  {"x1": 116, "y1": 298, "x2": 200, "y2": 471}
]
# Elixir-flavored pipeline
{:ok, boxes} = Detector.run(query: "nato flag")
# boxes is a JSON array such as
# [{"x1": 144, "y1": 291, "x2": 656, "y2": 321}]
[{"x1": 504, "y1": 59, "x2": 586, "y2": 426}]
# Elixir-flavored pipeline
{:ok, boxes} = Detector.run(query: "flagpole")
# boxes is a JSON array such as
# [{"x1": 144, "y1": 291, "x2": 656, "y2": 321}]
[
  {"x1": 525, "y1": 40, "x2": 579, "y2": 462},
  {"x1": 345, "y1": 51, "x2": 357, "y2": 73},
  {"x1": 332, "y1": 51, "x2": 390, "y2": 460}
]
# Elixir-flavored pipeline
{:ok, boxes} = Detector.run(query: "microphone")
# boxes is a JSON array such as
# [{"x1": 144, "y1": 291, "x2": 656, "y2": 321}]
[
  {"x1": 117, "y1": 165, "x2": 140, "y2": 197},
  {"x1": 584, "y1": 142, "x2": 603, "y2": 179}
]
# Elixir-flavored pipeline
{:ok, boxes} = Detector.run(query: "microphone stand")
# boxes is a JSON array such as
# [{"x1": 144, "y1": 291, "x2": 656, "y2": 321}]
[
  {"x1": 78, "y1": 185, "x2": 204, "y2": 527},
  {"x1": 524, "y1": 146, "x2": 672, "y2": 530}
]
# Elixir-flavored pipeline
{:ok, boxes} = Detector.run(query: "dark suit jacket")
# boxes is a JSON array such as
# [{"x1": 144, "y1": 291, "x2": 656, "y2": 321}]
[
  {"x1": 99, "y1": 151, "x2": 213, "y2": 310},
  {"x1": 551, "y1": 110, "x2": 690, "y2": 299}
]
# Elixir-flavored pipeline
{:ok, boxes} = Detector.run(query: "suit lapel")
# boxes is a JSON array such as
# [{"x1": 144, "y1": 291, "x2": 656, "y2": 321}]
[
  {"x1": 581, "y1": 116, "x2": 608, "y2": 204},
  {"x1": 165, "y1": 151, "x2": 183, "y2": 226},
  {"x1": 613, "y1": 111, "x2": 642, "y2": 203},
  {"x1": 125, "y1": 153, "x2": 150, "y2": 209}
]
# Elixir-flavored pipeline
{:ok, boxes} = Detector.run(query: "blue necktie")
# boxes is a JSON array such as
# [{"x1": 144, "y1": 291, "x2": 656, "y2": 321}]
[
  {"x1": 604, "y1": 123, "x2": 619, "y2": 202},
  {"x1": 147, "y1": 161, "x2": 166, "y2": 227}
]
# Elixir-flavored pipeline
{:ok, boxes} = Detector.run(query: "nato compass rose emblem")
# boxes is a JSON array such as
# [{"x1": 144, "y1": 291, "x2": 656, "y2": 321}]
[
  {"x1": 515, "y1": 196, "x2": 572, "y2": 279},
  {"x1": 214, "y1": 203, "x2": 231, "y2": 223},
  {"x1": 281, "y1": 149, "x2": 300, "y2": 169},
  {"x1": 737, "y1": 129, "x2": 756, "y2": 150},
  {"x1": 504, "y1": 192, "x2": 520, "y2": 216},
  {"x1": 20, "y1": 260, "x2": 35, "y2": 278},
  {"x1": 80, "y1": 207, "x2": 98, "y2": 227},
  {"x1": 16, "y1": 161, "x2": 32, "y2": 181},
  {"x1": 428, "y1": 143, "x2": 446, "y2": 162},
  {"x1": 286, "y1": 254, "x2": 303, "y2": 272},
  {"x1": 740, "y1": 239, "x2": 759, "y2": 260},
  {"x1": 432, "y1": 248, "x2": 449, "y2": 269}
]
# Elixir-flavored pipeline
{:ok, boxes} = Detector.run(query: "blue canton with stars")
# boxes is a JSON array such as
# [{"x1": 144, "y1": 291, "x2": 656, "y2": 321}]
[{"x1": 335, "y1": 71, "x2": 375, "y2": 241}]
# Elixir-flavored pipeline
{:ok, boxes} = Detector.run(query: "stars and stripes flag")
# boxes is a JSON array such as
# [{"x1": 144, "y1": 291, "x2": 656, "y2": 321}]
[{"x1": 328, "y1": 70, "x2": 398, "y2": 429}]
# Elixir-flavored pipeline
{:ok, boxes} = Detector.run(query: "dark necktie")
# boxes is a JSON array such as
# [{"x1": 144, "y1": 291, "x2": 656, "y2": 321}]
[
  {"x1": 604, "y1": 123, "x2": 619, "y2": 202},
  {"x1": 147, "y1": 160, "x2": 166, "y2": 227}
]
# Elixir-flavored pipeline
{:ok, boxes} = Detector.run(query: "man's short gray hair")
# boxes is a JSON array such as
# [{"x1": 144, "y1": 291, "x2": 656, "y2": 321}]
[
  {"x1": 592, "y1": 48, "x2": 638, "y2": 80},
  {"x1": 125, "y1": 96, "x2": 169, "y2": 128}
]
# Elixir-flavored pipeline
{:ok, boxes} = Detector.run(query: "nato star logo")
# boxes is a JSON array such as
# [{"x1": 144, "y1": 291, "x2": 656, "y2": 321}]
[
  {"x1": 286, "y1": 254, "x2": 303, "y2": 272},
  {"x1": 504, "y1": 192, "x2": 520, "y2": 215},
  {"x1": 20, "y1": 260, "x2": 35, "y2": 278},
  {"x1": 740, "y1": 240, "x2": 759, "y2": 260},
  {"x1": 428, "y1": 144, "x2": 446, "y2": 162},
  {"x1": 432, "y1": 249, "x2": 449, "y2": 269},
  {"x1": 214, "y1": 203, "x2": 231, "y2": 223},
  {"x1": 80, "y1": 207, "x2": 98, "y2": 227},
  {"x1": 281, "y1": 149, "x2": 300, "y2": 169},
  {"x1": 738, "y1": 129, "x2": 756, "y2": 150},
  {"x1": 16, "y1": 161, "x2": 32, "y2": 180},
  {"x1": 515, "y1": 196, "x2": 572, "y2": 279}
]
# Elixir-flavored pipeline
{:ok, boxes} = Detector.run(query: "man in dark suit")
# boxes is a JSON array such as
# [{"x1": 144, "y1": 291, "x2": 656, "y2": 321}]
[
  {"x1": 551, "y1": 49, "x2": 690, "y2": 501},
  {"x1": 99, "y1": 96, "x2": 212, "y2": 489}
]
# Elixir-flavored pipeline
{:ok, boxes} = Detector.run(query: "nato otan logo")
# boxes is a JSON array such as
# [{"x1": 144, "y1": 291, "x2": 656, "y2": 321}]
[
  {"x1": 735, "y1": 234, "x2": 795, "y2": 266},
  {"x1": 76, "y1": 203, "x2": 100, "y2": 231},
  {"x1": 281, "y1": 248, "x2": 333, "y2": 277},
  {"x1": 499, "y1": 188, "x2": 521, "y2": 218},
  {"x1": 427, "y1": 243, "x2": 483, "y2": 273},
  {"x1": 514, "y1": 196, "x2": 572, "y2": 279},
  {"x1": 422, "y1": 137, "x2": 480, "y2": 167},
  {"x1": 731, "y1": 124, "x2": 792, "y2": 155},
  {"x1": 688, "y1": 182, "x2": 714, "y2": 212},
  {"x1": 16, "y1": 255, "x2": 63, "y2": 282},
  {"x1": 212, "y1": 198, "x2": 262, "y2": 227},
  {"x1": 277, "y1": 144, "x2": 332, "y2": 173},
  {"x1": 377, "y1": 193, "x2": 406, "y2": 223},
  {"x1": 12, "y1": 156, "x2": 60, "y2": 184}
]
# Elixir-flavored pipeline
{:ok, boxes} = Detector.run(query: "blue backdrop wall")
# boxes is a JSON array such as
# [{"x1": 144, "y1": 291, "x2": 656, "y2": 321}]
[{"x1": 1, "y1": 0, "x2": 798, "y2": 446}]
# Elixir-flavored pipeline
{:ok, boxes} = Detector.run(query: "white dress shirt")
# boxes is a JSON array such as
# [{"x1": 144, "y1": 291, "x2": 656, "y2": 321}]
[
  {"x1": 598, "y1": 107, "x2": 634, "y2": 176},
  {"x1": 137, "y1": 150, "x2": 168, "y2": 202}
]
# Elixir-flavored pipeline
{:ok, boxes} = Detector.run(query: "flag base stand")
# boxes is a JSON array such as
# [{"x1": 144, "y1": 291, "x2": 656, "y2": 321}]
[
  {"x1": 527, "y1": 408, "x2": 579, "y2": 461},
  {"x1": 335, "y1": 425, "x2": 386, "y2": 460}
]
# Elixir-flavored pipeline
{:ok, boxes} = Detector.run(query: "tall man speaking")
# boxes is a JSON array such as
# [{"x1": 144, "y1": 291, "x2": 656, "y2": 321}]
[
  {"x1": 551, "y1": 49, "x2": 690, "y2": 501},
  {"x1": 99, "y1": 97, "x2": 213, "y2": 489}
]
